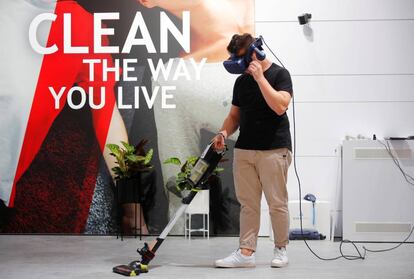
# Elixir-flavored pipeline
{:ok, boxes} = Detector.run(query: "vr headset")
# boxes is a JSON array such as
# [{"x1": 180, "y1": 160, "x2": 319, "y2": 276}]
[{"x1": 223, "y1": 35, "x2": 266, "y2": 74}]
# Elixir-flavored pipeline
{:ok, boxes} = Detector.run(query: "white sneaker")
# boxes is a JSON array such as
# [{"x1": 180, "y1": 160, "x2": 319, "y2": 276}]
[
  {"x1": 271, "y1": 247, "x2": 289, "y2": 268},
  {"x1": 215, "y1": 249, "x2": 256, "y2": 268}
]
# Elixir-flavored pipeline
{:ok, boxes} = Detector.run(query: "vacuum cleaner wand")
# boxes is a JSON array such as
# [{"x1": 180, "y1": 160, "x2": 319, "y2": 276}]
[{"x1": 113, "y1": 143, "x2": 227, "y2": 276}]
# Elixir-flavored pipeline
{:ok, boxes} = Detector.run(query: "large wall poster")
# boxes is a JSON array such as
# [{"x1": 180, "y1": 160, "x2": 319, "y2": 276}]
[{"x1": 0, "y1": 0, "x2": 255, "y2": 235}]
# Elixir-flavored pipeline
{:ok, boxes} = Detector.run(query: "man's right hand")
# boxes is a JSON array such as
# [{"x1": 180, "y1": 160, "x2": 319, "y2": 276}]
[{"x1": 212, "y1": 132, "x2": 226, "y2": 151}]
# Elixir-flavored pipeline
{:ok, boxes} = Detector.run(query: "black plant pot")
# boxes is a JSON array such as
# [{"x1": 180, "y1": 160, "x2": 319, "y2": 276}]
[
  {"x1": 115, "y1": 170, "x2": 156, "y2": 238},
  {"x1": 116, "y1": 170, "x2": 156, "y2": 205}
]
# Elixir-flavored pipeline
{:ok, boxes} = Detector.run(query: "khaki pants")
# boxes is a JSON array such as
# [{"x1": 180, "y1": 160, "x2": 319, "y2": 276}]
[{"x1": 233, "y1": 147, "x2": 292, "y2": 250}]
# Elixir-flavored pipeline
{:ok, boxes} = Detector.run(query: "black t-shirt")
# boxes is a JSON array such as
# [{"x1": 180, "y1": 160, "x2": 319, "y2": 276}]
[{"x1": 232, "y1": 63, "x2": 293, "y2": 151}]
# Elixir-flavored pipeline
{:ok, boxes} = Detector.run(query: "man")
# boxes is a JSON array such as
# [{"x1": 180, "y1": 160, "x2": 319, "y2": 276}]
[{"x1": 213, "y1": 33, "x2": 293, "y2": 268}]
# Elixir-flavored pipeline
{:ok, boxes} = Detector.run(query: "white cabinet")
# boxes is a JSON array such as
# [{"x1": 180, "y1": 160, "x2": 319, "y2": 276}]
[{"x1": 342, "y1": 140, "x2": 414, "y2": 242}]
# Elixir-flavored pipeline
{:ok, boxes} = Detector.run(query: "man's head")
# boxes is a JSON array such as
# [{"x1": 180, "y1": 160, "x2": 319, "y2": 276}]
[
  {"x1": 224, "y1": 33, "x2": 268, "y2": 74},
  {"x1": 226, "y1": 33, "x2": 255, "y2": 57}
]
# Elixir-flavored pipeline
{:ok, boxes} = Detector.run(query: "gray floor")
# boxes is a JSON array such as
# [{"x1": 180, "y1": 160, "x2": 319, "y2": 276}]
[{"x1": 0, "y1": 235, "x2": 413, "y2": 279}]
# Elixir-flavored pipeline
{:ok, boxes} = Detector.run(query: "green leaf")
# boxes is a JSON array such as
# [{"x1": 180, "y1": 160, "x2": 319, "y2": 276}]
[
  {"x1": 164, "y1": 157, "x2": 181, "y2": 165},
  {"x1": 177, "y1": 181, "x2": 190, "y2": 191},
  {"x1": 126, "y1": 154, "x2": 145, "y2": 162},
  {"x1": 144, "y1": 148, "x2": 153, "y2": 165},
  {"x1": 177, "y1": 172, "x2": 187, "y2": 179},
  {"x1": 125, "y1": 154, "x2": 138, "y2": 162},
  {"x1": 121, "y1": 141, "x2": 135, "y2": 154},
  {"x1": 214, "y1": 167, "x2": 224, "y2": 172},
  {"x1": 181, "y1": 161, "x2": 188, "y2": 172},
  {"x1": 106, "y1": 144, "x2": 121, "y2": 158},
  {"x1": 111, "y1": 166, "x2": 123, "y2": 177},
  {"x1": 187, "y1": 156, "x2": 198, "y2": 166}
]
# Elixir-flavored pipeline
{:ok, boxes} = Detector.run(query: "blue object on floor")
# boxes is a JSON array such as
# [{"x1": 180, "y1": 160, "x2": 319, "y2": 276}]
[{"x1": 289, "y1": 228, "x2": 326, "y2": 240}]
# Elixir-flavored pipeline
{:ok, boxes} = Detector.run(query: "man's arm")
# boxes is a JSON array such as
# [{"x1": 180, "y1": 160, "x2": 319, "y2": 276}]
[
  {"x1": 247, "y1": 57, "x2": 292, "y2": 116},
  {"x1": 213, "y1": 105, "x2": 240, "y2": 150},
  {"x1": 256, "y1": 77, "x2": 291, "y2": 116},
  {"x1": 219, "y1": 105, "x2": 240, "y2": 138}
]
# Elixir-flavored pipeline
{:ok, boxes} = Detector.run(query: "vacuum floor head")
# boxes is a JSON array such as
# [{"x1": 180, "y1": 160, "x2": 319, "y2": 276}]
[{"x1": 113, "y1": 261, "x2": 148, "y2": 277}]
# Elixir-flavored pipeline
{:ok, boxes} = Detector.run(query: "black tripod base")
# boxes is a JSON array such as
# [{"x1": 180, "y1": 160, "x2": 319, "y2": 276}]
[{"x1": 113, "y1": 261, "x2": 149, "y2": 277}]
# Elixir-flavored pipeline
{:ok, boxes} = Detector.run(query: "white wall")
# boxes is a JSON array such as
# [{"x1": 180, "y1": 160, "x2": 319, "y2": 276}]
[{"x1": 255, "y1": 0, "x2": 414, "y2": 234}]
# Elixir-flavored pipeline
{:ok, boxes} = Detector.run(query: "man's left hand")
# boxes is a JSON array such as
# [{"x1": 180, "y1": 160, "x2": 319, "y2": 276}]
[{"x1": 247, "y1": 58, "x2": 264, "y2": 82}]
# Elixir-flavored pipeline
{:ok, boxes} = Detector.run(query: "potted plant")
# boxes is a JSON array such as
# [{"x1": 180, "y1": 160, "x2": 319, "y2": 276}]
[
  {"x1": 164, "y1": 155, "x2": 225, "y2": 236},
  {"x1": 106, "y1": 139, "x2": 155, "y2": 237},
  {"x1": 164, "y1": 154, "x2": 233, "y2": 235},
  {"x1": 163, "y1": 155, "x2": 224, "y2": 195}
]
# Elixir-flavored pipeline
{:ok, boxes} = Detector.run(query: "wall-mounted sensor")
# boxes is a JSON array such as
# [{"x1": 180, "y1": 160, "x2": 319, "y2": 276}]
[{"x1": 298, "y1": 13, "x2": 312, "y2": 25}]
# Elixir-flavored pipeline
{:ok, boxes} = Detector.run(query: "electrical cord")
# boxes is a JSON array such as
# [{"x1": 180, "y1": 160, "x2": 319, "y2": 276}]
[
  {"x1": 377, "y1": 140, "x2": 414, "y2": 186},
  {"x1": 262, "y1": 37, "x2": 285, "y2": 68},
  {"x1": 262, "y1": 36, "x2": 413, "y2": 261},
  {"x1": 291, "y1": 91, "x2": 366, "y2": 261}
]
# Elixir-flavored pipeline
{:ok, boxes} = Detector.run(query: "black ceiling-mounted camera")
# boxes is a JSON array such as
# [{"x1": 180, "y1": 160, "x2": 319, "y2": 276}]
[{"x1": 298, "y1": 13, "x2": 312, "y2": 25}]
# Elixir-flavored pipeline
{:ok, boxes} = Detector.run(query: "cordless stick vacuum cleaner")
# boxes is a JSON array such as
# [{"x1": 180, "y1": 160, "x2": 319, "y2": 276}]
[{"x1": 113, "y1": 142, "x2": 227, "y2": 276}]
